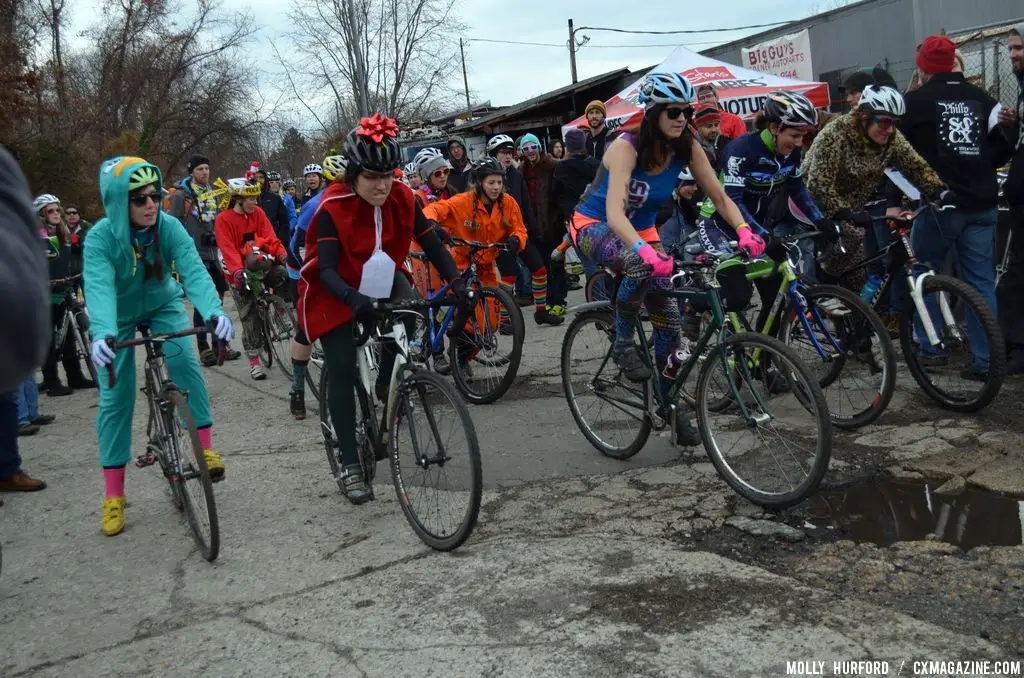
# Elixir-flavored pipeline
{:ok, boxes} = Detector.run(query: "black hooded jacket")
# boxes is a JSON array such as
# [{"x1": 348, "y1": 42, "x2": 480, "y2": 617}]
[
  {"x1": 552, "y1": 155, "x2": 599, "y2": 221},
  {"x1": 259, "y1": 189, "x2": 291, "y2": 247},
  {"x1": 502, "y1": 165, "x2": 539, "y2": 238}
]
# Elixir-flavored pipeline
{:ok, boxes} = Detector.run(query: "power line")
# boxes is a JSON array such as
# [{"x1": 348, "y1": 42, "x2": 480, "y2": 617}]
[
  {"x1": 574, "y1": 19, "x2": 797, "y2": 35},
  {"x1": 469, "y1": 38, "x2": 563, "y2": 47},
  {"x1": 468, "y1": 38, "x2": 731, "y2": 49}
]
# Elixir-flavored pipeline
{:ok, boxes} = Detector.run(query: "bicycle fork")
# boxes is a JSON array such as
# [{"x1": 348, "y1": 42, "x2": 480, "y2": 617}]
[{"x1": 908, "y1": 271, "x2": 956, "y2": 347}]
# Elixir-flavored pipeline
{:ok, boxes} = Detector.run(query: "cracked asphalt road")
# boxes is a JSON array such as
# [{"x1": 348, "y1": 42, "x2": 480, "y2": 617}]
[{"x1": 2, "y1": 291, "x2": 1022, "y2": 677}]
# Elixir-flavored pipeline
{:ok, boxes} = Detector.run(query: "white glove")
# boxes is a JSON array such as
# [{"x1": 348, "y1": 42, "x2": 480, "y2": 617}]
[
  {"x1": 91, "y1": 339, "x2": 116, "y2": 367},
  {"x1": 550, "y1": 247, "x2": 565, "y2": 264},
  {"x1": 214, "y1": 315, "x2": 235, "y2": 341}
]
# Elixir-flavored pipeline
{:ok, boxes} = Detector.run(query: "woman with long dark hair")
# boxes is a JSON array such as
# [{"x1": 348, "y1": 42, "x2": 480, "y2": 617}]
[{"x1": 570, "y1": 71, "x2": 759, "y2": 444}]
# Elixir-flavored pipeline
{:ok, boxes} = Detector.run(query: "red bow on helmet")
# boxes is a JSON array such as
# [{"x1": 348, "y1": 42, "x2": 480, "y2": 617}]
[{"x1": 356, "y1": 113, "x2": 399, "y2": 143}]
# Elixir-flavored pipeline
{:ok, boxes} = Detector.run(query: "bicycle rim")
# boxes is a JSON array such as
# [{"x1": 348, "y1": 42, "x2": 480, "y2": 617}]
[
  {"x1": 164, "y1": 389, "x2": 219, "y2": 561},
  {"x1": 147, "y1": 400, "x2": 183, "y2": 511},
  {"x1": 560, "y1": 309, "x2": 651, "y2": 459},
  {"x1": 390, "y1": 370, "x2": 481, "y2": 551},
  {"x1": 449, "y1": 286, "x2": 523, "y2": 405},
  {"x1": 306, "y1": 340, "x2": 324, "y2": 401},
  {"x1": 899, "y1": 275, "x2": 1005, "y2": 412},
  {"x1": 585, "y1": 270, "x2": 612, "y2": 303},
  {"x1": 781, "y1": 285, "x2": 896, "y2": 429},
  {"x1": 75, "y1": 320, "x2": 99, "y2": 386},
  {"x1": 696, "y1": 332, "x2": 831, "y2": 509},
  {"x1": 267, "y1": 295, "x2": 296, "y2": 378}
]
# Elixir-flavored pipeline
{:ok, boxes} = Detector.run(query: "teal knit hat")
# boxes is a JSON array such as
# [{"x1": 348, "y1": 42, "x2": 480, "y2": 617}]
[{"x1": 518, "y1": 133, "x2": 541, "y2": 150}]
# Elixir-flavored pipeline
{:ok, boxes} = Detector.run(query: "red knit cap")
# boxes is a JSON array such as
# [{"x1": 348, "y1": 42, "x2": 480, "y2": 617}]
[
  {"x1": 693, "y1": 105, "x2": 721, "y2": 126},
  {"x1": 916, "y1": 35, "x2": 956, "y2": 74}
]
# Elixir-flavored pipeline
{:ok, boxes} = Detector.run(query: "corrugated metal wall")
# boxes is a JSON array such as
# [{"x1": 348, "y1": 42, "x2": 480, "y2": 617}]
[{"x1": 701, "y1": 0, "x2": 1022, "y2": 99}]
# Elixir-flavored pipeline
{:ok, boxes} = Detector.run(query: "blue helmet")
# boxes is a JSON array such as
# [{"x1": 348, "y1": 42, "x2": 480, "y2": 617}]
[{"x1": 637, "y1": 71, "x2": 696, "y2": 111}]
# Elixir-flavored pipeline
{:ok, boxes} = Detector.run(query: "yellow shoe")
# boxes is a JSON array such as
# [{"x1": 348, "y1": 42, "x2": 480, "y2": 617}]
[
  {"x1": 203, "y1": 449, "x2": 225, "y2": 483},
  {"x1": 102, "y1": 496, "x2": 126, "y2": 536}
]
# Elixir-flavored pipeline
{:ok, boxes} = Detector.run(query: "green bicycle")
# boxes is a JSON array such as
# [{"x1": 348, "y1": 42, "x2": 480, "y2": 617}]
[
  {"x1": 708, "y1": 231, "x2": 897, "y2": 430},
  {"x1": 560, "y1": 252, "x2": 833, "y2": 509}
]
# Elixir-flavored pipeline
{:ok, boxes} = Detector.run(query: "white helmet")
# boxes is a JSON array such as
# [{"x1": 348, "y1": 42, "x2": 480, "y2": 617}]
[
  {"x1": 403, "y1": 161, "x2": 418, "y2": 176},
  {"x1": 414, "y1": 147, "x2": 451, "y2": 181},
  {"x1": 303, "y1": 163, "x2": 323, "y2": 177},
  {"x1": 858, "y1": 85, "x2": 905, "y2": 117},
  {"x1": 637, "y1": 71, "x2": 696, "y2": 110},
  {"x1": 486, "y1": 134, "x2": 515, "y2": 155},
  {"x1": 677, "y1": 168, "x2": 694, "y2": 183},
  {"x1": 33, "y1": 194, "x2": 60, "y2": 213}
]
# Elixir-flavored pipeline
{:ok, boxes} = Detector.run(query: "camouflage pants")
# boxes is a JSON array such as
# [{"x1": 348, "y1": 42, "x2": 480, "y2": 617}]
[{"x1": 229, "y1": 287, "x2": 265, "y2": 357}]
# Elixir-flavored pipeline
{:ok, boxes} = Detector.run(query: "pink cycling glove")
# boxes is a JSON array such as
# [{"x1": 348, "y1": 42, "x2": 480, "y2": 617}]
[
  {"x1": 737, "y1": 226, "x2": 765, "y2": 257},
  {"x1": 635, "y1": 242, "x2": 674, "y2": 277}
]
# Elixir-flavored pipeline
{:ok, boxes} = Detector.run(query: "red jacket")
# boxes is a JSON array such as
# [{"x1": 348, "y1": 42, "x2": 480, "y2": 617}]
[
  {"x1": 214, "y1": 206, "x2": 287, "y2": 277},
  {"x1": 719, "y1": 110, "x2": 748, "y2": 139},
  {"x1": 297, "y1": 181, "x2": 418, "y2": 341}
]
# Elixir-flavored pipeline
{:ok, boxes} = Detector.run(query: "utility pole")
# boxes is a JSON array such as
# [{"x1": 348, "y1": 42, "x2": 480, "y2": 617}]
[
  {"x1": 568, "y1": 19, "x2": 578, "y2": 84},
  {"x1": 460, "y1": 38, "x2": 472, "y2": 116}
]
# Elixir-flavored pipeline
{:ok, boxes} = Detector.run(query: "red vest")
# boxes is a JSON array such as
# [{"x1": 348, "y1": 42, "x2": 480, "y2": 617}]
[{"x1": 297, "y1": 181, "x2": 416, "y2": 341}]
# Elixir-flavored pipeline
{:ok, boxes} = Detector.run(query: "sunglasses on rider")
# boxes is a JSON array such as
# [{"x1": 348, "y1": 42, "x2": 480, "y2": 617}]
[
  {"x1": 432, "y1": 168, "x2": 450, "y2": 178},
  {"x1": 129, "y1": 193, "x2": 161, "y2": 207},
  {"x1": 665, "y1": 106, "x2": 694, "y2": 121},
  {"x1": 521, "y1": 143, "x2": 540, "y2": 153},
  {"x1": 870, "y1": 115, "x2": 900, "y2": 130},
  {"x1": 65, "y1": 209, "x2": 78, "y2": 216},
  {"x1": 44, "y1": 207, "x2": 61, "y2": 215}
]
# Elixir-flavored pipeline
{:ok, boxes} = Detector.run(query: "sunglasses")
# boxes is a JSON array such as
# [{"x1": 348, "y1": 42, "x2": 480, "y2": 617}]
[
  {"x1": 432, "y1": 168, "x2": 450, "y2": 178},
  {"x1": 129, "y1": 193, "x2": 161, "y2": 207},
  {"x1": 521, "y1": 143, "x2": 540, "y2": 153},
  {"x1": 870, "y1": 115, "x2": 900, "y2": 130},
  {"x1": 44, "y1": 207, "x2": 61, "y2": 215},
  {"x1": 665, "y1": 106, "x2": 694, "y2": 121},
  {"x1": 65, "y1": 210, "x2": 78, "y2": 216}
]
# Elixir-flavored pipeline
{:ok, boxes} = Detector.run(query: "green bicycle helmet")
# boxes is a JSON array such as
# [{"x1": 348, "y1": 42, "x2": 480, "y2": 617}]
[{"x1": 129, "y1": 165, "x2": 160, "y2": 191}]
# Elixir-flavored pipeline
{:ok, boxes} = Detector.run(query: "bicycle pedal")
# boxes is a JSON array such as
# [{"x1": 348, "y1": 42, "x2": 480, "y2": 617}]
[{"x1": 135, "y1": 451, "x2": 158, "y2": 468}]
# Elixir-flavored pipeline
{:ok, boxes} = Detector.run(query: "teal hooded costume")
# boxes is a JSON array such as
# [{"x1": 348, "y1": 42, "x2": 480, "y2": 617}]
[{"x1": 84, "y1": 156, "x2": 224, "y2": 467}]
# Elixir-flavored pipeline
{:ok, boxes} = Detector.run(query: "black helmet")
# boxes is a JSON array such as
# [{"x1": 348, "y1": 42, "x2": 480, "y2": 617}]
[
  {"x1": 471, "y1": 157, "x2": 504, "y2": 183},
  {"x1": 762, "y1": 91, "x2": 818, "y2": 128},
  {"x1": 343, "y1": 113, "x2": 402, "y2": 173}
]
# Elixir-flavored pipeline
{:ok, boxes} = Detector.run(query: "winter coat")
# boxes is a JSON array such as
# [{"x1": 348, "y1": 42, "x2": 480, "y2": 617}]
[
  {"x1": 168, "y1": 178, "x2": 221, "y2": 262},
  {"x1": 501, "y1": 166, "x2": 539, "y2": 239},
  {"x1": 552, "y1": 155, "x2": 599, "y2": 222},
  {"x1": 520, "y1": 153, "x2": 561, "y2": 244}
]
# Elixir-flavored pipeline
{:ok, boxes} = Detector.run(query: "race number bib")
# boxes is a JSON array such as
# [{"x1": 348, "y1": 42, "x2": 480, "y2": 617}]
[{"x1": 358, "y1": 206, "x2": 396, "y2": 299}]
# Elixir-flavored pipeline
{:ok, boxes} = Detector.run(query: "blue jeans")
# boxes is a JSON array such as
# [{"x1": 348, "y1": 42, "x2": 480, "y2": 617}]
[
  {"x1": 911, "y1": 207, "x2": 998, "y2": 372},
  {"x1": 0, "y1": 391, "x2": 22, "y2": 481},
  {"x1": 15, "y1": 377, "x2": 39, "y2": 425}
]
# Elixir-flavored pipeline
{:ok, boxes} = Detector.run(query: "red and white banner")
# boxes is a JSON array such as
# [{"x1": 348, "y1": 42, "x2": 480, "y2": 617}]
[
  {"x1": 563, "y1": 45, "x2": 830, "y2": 135},
  {"x1": 741, "y1": 29, "x2": 814, "y2": 82}
]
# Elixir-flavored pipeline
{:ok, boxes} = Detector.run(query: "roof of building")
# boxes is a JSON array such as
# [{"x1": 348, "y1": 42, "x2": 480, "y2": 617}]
[{"x1": 458, "y1": 67, "x2": 635, "y2": 133}]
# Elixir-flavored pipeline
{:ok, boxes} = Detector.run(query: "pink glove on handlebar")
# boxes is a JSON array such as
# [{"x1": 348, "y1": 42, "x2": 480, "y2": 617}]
[
  {"x1": 635, "y1": 242, "x2": 674, "y2": 277},
  {"x1": 737, "y1": 226, "x2": 765, "y2": 257}
]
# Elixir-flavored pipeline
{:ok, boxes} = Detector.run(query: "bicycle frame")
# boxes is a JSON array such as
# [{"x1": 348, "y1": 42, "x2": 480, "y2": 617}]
[{"x1": 834, "y1": 215, "x2": 953, "y2": 348}]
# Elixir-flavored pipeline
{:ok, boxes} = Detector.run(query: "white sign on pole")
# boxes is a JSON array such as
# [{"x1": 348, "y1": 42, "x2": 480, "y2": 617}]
[{"x1": 741, "y1": 29, "x2": 814, "y2": 82}]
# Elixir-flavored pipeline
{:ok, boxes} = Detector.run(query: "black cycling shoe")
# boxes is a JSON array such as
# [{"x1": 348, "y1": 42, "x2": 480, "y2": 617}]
[
  {"x1": 612, "y1": 347, "x2": 651, "y2": 382},
  {"x1": 290, "y1": 390, "x2": 306, "y2": 420},
  {"x1": 673, "y1": 411, "x2": 701, "y2": 447},
  {"x1": 535, "y1": 308, "x2": 564, "y2": 326}
]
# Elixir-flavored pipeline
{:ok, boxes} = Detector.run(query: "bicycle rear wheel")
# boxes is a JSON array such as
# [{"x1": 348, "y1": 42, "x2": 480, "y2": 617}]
[
  {"x1": 305, "y1": 340, "x2": 324, "y2": 401},
  {"x1": 164, "y1": 388, "x2": 219, "y2": 561},
  {"x1": 319, "y1": 362, "x2": 380, "y2": 492},
  {"x1": 74, "y1": 310, "x2": 99, "y2": 386},
  {"x1": 449, "y1": 286, "x2": 523, "y2": 404},
  {"x1": 265, "y1": 294, "x2": 297, "y2": 378},
  {"x1": 390, "y1": 370, "x2": 482, "y2": 551},
  {"x1": 899, "y1": 274, "x2": 1005, "y2": 412},
  {"x1": 780, "y1": 284, "x2": 896, "y2": 429},
  {"x1": 561, "y1": 308, "x2": 651, "y2": 459},
  {"x1": 585, "y1": 270, "x2": 613, "y2": 303},
  {"x1": 695, "y1": 332, "x2": 831, "y2": 509}
]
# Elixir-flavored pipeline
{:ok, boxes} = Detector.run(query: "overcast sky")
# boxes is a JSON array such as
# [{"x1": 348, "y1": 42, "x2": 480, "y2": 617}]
[{"x1": 67, "y1": 0, "x2": 844, "y2": 123}]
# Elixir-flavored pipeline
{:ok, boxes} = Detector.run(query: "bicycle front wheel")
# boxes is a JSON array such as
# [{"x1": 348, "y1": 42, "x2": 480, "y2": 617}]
[
  {"x1": 780, "y1": 284, "x2": 896, "y2": 429},
  {"x1": 695, "y1": 332, "x2": 832, "y2": 509},
  {"x1": 164, "y1": 388, "x2": 219, "y2": 561},
  {"x1": 560, "y1": 308, "x2": 651, "y2": 459},
  {"x1": 449, "y1": 285, "x2": 523, "y2": 405},
  {"x1": 265, "y1": 294, "x2": 297, "y2": 378},
  {"x1": 390, "y1": 370, "x2": 482, "y2": 551},
  {"x1": 899, "y1": 274, "x2": 1005, "y2": 412}
]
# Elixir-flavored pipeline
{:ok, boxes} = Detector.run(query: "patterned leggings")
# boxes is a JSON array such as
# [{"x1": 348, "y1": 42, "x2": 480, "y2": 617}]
[{"x1": 575, "y1": 221, "x2": 681, "y2": 371}]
